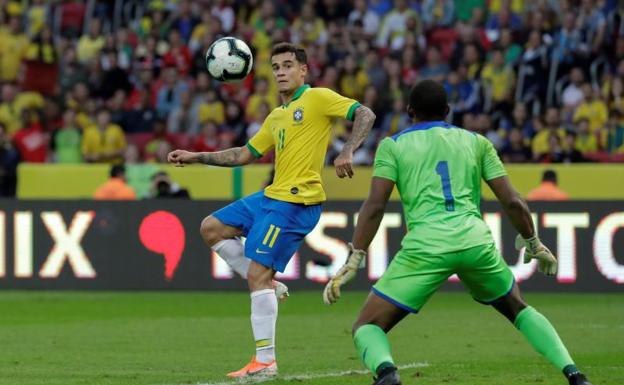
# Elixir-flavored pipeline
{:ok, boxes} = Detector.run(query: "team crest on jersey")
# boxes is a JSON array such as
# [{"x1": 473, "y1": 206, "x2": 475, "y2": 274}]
[{"x1": 293, "y1": 107, "x2": 304, "y2": 123}]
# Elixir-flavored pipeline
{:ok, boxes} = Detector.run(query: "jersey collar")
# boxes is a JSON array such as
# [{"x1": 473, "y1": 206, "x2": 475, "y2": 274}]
[
  {"x1": 391, "y1": 120, "x2": 455, "y2": 141},
  {"x1": 282, "y1": 84, "x2": 310, "y2": 108}
]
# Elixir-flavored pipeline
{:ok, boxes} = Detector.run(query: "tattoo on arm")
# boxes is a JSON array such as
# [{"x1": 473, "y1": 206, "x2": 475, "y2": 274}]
[
  {"x1": 343, "y1": 106, "x2": 376, "y2": 153},
  {"x1": 197, "y1": 147, "x2": 247, "y2": 167}
]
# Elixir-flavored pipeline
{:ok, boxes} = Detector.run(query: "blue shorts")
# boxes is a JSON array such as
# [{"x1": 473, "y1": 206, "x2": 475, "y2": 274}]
[{"x1": 212, "y1": 191, "x2": 321, "y2": 272}]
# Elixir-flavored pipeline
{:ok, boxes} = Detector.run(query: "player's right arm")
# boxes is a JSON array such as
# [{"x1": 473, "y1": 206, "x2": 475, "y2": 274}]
[
  {"x1": 167, "y1": 146, "x2": 256, "y2": 167},
  {"x1": 168, "y1": 113, "x2": 274, "y2": 167},
  {"x1": 481, "y1": 135, "x2": 557, "y2": 275}
]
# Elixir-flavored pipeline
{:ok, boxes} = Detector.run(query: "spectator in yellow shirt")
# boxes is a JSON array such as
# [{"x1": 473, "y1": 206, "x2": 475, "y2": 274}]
[
  {"x1": 26, "y1": 0, "x2": 48, "y2": 36},
  {"x1": 532, "y1": 107, "x2": 567, "y2": 160},
  {"x1": 574, "y1": 118, "x2": 598, "y2": 155},
  {"x1": 0, "y1": 83, "x2": 45, "y2": 136},
  {"x1": 25, "y1": 26, "x2": 57, "y2": 64},
  {"x1": 65, "y1": 82, "x2": 94, "y2": 129},
  {"x1": 573, "y1": 83, "x2": 609, "y2": 147},
  {"x1": 198, "y1": 88, "x2": 225, "y2": 125},
  {"x1": 77, "y1": 19, "x2": 105, "y2": 64},
  {"x1": 0, "y1": 16, "x2": 29, "y2": 81},
  {"x1": 189, "y1": 9, "x2": 214, "y2": 52},
  {"x1": 245, "y1": 77, "x2": 278, "y2": 122},
  {"x1": 488, "y1": 0, "x2": 524, "y2": 14},
  {"x1": 607, "y1": 77, "x2": 624, "y2": 126},
  {"x1": 82, "y1": 108, "x2": 127, "y2": 164},
  {"x1": 481, "y1": 49, "x2": 515, "y2": 105},
  {"x1": 291, "y1": 2, "x2": 328, "y2": 45},
  {"x1": 339, "y1": 55, "x2": 369, "y2": 101}
]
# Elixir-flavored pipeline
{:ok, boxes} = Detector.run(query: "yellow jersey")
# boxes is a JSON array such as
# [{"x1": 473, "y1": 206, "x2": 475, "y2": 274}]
[
  {"x1": 0, "y1": 91, "x2": 45, "y2": 135},
  {"x1": 531, "y1": 128, "x2": 567, "y2": 156},
  {"x1": 247, "y1": 84, "x2": 360, "y2": 204},
  {"x1": 573, "y1": 101, "x2": 608, "y2": 133},
  {"x1": 0, "y1": 32, "x2": 29, "y2": 81},
  {"x1": 481, "y1": 64, "x2": 514, "y2": 102},
  {"x1": 198, "y1": 101, "x2": 225, "y2": 125},
  {"x1": 81, "y1": 124, "x2": 127, "y2": 164}
]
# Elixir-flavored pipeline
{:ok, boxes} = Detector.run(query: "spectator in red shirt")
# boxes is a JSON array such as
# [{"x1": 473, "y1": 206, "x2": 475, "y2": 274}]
[
  {"x1": 163, "y1": 29, "x2": 192, "y2": 76},
  {"x1": 193, "y1": 120, "x2": 220, "y2": 153},
  {"x1": 13, "y1": 109, "x2": 48, "y2": 163},
  {"x1": 126, "y1": 63, "x2": 158, "y2": 109}
]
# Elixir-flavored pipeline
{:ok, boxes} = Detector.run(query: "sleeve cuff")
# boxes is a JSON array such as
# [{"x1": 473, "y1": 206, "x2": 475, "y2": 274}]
[
  {"x1": 346, "y1": 102, "x2": 362, "y2": 121},
  {"x1": 372, "y1": 173, "x2": 397, "y2": 183},
  {"x1": 484, "y1": 171, "x2": 508, "y2": 181},
  {"x1": 246, "y1": 142, "x2": 262, "y2": 158}
]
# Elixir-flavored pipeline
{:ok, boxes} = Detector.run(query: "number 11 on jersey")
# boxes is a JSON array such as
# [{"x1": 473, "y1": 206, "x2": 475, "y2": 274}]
[{"x1": 435, "y1": 161, "x2": 455, "y2": 212}]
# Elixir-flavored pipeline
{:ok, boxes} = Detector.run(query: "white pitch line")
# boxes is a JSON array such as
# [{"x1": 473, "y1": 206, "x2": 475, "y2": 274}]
[{"x1": 191, "y1": 362, "x2": 429, "y2": 385}]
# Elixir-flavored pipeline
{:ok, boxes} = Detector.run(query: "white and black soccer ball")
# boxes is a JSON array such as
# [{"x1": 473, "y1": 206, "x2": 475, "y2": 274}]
[{"x1": 205, "y1": 37, "x2": 253, "y2": 82}]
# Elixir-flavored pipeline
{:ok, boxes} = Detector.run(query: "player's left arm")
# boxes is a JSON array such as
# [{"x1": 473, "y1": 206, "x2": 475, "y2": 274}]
[
  {"x1": 334, "y1": 105, "x2": 376, "y2": 179},
  {"x1": 480, "y1": 135, "x2": 557, "y2": 276}
]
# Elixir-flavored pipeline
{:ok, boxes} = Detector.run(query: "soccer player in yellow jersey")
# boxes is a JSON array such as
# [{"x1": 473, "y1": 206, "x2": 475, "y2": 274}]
[{"x1": 167, "y1": 42, "x2": 376, "y2": 378}]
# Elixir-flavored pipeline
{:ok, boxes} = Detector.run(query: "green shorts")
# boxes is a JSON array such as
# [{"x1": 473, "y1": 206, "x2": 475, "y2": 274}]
[{"x1": 372, "y1": 242, "x2": 514, "y2": 313}]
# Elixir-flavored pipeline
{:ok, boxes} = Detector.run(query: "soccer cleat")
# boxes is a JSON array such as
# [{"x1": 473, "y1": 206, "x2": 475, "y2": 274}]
[
  {"x1": 273, "y1": 280, "x2": 289, "y2": 302},
  {"x1": 371, "y1": 366, "x2": 402, "y2": 385},
  {"x1": 568, "y1": 373, "x2": 593, "y2": 385},
  {"x1": 226, "y1": 356, "x2": 278, "y2": 379}
]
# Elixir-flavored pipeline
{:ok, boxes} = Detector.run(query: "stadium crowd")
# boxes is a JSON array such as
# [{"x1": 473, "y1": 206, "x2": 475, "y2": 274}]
[{"x1": 0, "y1": 0, "x2": 623, "y2": 195}]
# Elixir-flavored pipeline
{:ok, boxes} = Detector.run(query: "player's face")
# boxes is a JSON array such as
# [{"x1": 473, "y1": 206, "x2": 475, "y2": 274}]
[{"x1": 271, "y1": 52, "x2": 307, "y2": 93}]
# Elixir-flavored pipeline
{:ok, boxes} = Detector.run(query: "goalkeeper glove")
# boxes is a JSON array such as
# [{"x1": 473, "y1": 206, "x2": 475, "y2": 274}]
[
  {"x1": 322, "y1": 243, "x2": 366, "y2": 305},
  {"x1": 515, "y1": 234, "x2": 558, "y2": 276}
]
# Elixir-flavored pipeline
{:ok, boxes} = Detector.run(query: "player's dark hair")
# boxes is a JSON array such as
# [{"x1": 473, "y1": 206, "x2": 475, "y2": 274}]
[
  {"x1": 110, "y1": 164, "x2": 126, "y2": 178},
  {"x1": 151, "y1": 170, "x2": 169, "y2": 181},
  {"x1": 408, "y1": 80, "x2": 449, "y2": 120},
  {"x1": 542, "y1": 169, "x2": 557, "y2": 184},
  {"x1": 271, "y1": 43, "x2": 307, "y2": 64}
]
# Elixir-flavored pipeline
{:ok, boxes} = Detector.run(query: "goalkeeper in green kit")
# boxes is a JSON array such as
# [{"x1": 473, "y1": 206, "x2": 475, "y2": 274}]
[{"x1": 323, "y1": 80, "x2": 593, "y2": 385}]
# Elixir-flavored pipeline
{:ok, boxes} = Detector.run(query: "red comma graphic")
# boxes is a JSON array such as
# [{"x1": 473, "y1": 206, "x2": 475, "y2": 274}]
[{"x1": 139, "y1": 211, "x2": 185, "y2": 281}]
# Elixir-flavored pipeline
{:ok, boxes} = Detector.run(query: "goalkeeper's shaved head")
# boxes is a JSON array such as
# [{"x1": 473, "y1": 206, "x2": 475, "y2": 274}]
[{"x1": 408, "y1": 80, "x2": 450, "y2": 121}]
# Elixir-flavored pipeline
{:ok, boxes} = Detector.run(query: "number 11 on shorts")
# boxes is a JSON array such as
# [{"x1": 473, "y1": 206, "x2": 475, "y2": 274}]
[
  {"x1": 435, "y1": 161, "x2": 455, "y2": 212},
  {"x1": 262, "y1": 224, "x2": 281, "y2": 248}
]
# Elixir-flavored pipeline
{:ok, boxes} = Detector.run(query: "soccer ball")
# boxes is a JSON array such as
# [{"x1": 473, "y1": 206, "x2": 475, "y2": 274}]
[{"x1": 205, "y1": 37, "x2": 253, "y2": 82}]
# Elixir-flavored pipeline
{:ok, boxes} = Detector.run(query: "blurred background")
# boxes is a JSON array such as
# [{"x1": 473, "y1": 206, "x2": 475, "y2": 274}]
[{"x1": 0, "y1": 0, "x2": 622, "y2": 291}]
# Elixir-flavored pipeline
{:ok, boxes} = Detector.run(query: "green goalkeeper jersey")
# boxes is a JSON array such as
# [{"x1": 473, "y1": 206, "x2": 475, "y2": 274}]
[{"x1": 373, "y1": 121, "x2": 507, "y2": 254}]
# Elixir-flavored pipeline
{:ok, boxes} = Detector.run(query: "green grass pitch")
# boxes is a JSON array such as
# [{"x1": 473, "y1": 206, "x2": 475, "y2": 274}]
[{"x1": 0, "y1": 291, "x2": 622, "y2": 385}]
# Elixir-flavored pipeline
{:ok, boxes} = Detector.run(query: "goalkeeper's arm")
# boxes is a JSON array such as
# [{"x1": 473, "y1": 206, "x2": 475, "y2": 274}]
[
  {"x1": 486, "y1": 175, "x2": 534, "y2": 238},
  {"x1": 323, "y1": 177, "x2": 395, "y2": 304},
  {"x1": 486, "y1": 176, "x2": 557, "y2": 276},
  {"x1": 351, "y1": 177, "x2": 395, "y2": 250}
]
